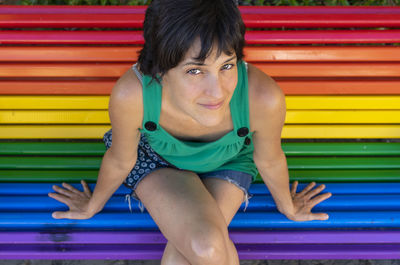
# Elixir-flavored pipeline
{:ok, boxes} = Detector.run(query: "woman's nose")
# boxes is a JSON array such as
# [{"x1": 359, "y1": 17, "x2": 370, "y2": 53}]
[{"x1": 205, "y1": 76, "x2": 224, "y2": 98}]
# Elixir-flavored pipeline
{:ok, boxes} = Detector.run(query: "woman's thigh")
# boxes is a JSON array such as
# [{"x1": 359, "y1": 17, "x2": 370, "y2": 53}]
[
  {"x1": 134, "y1": 168, "x2": 235, "y2": 257},
  {"x1": 201, "y1": 177, "x2": 244, "y2": 225}
]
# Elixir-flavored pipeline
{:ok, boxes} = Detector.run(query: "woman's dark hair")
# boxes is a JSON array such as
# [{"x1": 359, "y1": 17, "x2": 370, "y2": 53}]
[{"x1": 137, "y1": 0, "x2": 246, "y2": 83}]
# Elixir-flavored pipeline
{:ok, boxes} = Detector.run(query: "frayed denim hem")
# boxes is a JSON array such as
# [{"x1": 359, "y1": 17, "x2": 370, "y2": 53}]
[
  {"x1": 125, "y1": 193, "x2": 146, "y2": 213},
  {"x1": 200, "y1": 174, "x2": 253, "y2": 212},
  {"x1": 123, "y1": 169, "x2": 253, "y2": 213}
]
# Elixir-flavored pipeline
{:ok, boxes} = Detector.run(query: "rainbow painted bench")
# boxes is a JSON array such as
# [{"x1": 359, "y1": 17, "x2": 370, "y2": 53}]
[{"x1": 1, "y1": 5, "x2": 400, "y2": 260}]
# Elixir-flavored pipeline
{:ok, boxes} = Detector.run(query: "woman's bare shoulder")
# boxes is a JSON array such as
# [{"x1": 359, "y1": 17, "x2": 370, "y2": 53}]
[
  {"x1": 247, "y1": 63, "x2": 286, "y2": 132},
  {"x1": 109, "y1": 66, "x2": 144, "y2": 131}
]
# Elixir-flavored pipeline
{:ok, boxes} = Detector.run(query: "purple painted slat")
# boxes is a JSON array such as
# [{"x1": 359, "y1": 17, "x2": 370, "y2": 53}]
[
  {"x1": 0, "y1": 244, "x2": 165, "y2": 260},
  {"x1": 237, "y1": 244, "x2": 400, "y2": 260},
  {"x1": 1, "y1": 244, "x2": 400, "y2": 260},
  {"x1": 2, "y1": 230, "x2": 400, "y2": 244}
]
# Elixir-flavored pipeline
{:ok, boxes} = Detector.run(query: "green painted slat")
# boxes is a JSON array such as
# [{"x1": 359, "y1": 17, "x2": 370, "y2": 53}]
[
  {"x1": 0, "y1": 157, "x2": 101, "y2": 169},
  {"x1": 282, "y1": 142, "x2": 400, "y2": 156},
  {"x1": 0, "y1": 157, "x2": 399, "y2": 170},
  {"x1": 1, "y1": 169, "x2": 399, "y2": 183},
  {"x1": 254, "y1": 169, "x2": 400, "y2": 183},
  {"x1": 0, "y1": 141, "x2": 399, "y2": 156},
  {"x1": 0, "y1": 142, "x2": 105, "y2": 156},
  {"x1": 287, "y1": 157, "x2": 400, "y2": 169},
  {"x1": 0, "y1": 170, "x2": 98, "y2": 182}
]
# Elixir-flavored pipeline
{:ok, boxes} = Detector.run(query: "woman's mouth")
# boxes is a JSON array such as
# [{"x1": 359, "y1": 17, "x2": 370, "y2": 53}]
[{"x1": 199, "y1": 100, "x2": 224, "y2": 110}]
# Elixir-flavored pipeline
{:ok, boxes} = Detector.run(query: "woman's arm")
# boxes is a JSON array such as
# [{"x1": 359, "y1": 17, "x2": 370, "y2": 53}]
[
  {"x1": 248, "y1": 64, "x2": 331, "y2": 221},
  {"x1": 49, "y1": 69, "x2": 144, "y2": 219}
]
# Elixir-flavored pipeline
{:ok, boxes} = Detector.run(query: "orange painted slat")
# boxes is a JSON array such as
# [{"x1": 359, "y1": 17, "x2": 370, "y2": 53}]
[
  {"x1": 0, "y1": 46, "x2": 140, "y2": 62},
  {"x1": 0, "y1": 63, "x2": 127, "y2": 78},
  {"x1": 278, "y1": 80, "x2": 400, "y2": 95},
  {"x1": 0, "y1": 81, "x2": 114, "y2": 95},
  {"x1": 1, "y1": 46, "x2": 400, "y2": 62},
  {"x1": 1, "y1": 63, "x2": 399, "y2": 78},
  {"x1": 243, "y1": 47, "x2": 400, "y2": 62},
  {"x1": 1, "y1": 80, "x2": 399, "y2": 95},
  {"x1": 254, "y1": 63, "x2": 400, "y2": 78}
]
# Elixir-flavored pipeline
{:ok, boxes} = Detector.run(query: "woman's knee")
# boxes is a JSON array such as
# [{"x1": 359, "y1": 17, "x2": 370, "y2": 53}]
[{"x1": 187, "y1": 224, "x2": 230, "y2": 265}]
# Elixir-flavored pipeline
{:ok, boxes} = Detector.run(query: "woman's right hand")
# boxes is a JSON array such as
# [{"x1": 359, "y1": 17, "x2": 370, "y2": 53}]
[{"x1": 48, "y1": 180, "x2": 95, "y2": 220}]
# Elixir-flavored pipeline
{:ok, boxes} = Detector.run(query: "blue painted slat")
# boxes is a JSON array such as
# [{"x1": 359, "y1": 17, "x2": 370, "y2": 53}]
[
  {"x1": 2, "y1": 194, "x2": 400, "y2": 212},
  {"x1": 2, "y1": 182, "x2": 400, "y2": 195},
  {"x1": 1, "y1": 211, "x2": 400, "y2": 229}
]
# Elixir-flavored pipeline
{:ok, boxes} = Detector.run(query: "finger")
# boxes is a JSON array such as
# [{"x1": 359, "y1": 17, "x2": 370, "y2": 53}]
[
  {"x1": 52, "y1": 210, "x2": 71, "y2": 219},
  {"x1": 48, "y1": 192, "x2": 70, "y2": 206},
  {"x1": 297, "y1": 182, "x2": 316, "y2": 197},
  {"x1": 290, "y1": 181, "x2": 298, "y2": 197},
  {"x1": 52, "y1": 210, "x2": 89, "y2": 220},
  {"x1": 62, "y1": 182, "x2": 80, "y2": 194},
  {"x1": 52, "y1": 185, "x2": 74, "y2": 198},
  {"x1": 309, "y1": 212, "x2": 329, "y2": 221},
  {"x1": 81, "y1": 180, "x2": 92, "y2": 197},
  {"x1": 304, "y1": 184, "x2": 327, "y2": 200},
  {"x1": 309, "y1": 192, "x2": 332, "y2": 208}
]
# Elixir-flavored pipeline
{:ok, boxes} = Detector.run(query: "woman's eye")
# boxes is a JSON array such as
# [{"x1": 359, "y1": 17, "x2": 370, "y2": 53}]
[
  {"x1": 222, "y1": 64, "x2": 234, "y2": 70},
  {"x1": 187, "y1": 69, "x2": 201, "y2": 75}
]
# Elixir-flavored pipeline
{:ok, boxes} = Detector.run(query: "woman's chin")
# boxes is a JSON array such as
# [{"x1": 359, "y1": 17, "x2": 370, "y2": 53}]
[{"x1": 196, "y1": 116, "x2": 224, "y2": 128}]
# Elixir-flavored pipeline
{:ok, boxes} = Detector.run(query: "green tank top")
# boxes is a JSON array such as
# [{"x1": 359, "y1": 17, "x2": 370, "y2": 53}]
[{"x1": 138, "y1": 60, "x2": 258, "y2": 181}]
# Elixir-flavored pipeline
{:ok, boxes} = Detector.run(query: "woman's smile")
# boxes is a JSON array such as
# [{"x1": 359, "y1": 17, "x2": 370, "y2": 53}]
[{"x1": 199, "y1": 100, "x2": 224, "y2": 110}]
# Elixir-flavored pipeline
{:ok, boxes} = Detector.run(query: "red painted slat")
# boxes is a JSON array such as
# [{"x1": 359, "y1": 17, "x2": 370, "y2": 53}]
[
  {"x1": 1, "y1": 6, "x2": 398, "y2": 14},
  {"x1": 0, "y1": 30, "x2": 144, "y2": 44},
  {"x1": 0, "y1": 14, "x2": 144, "y2": 28},
  {"x1": 239, "y1": 6, "x2": 400, "y2": 15},
  {"x1": 1, "y1": 30, "x2": 399, "y2": 44},
  {"x1": 247, "y1": 30, "x2": 400, "y2": 44},
  {"x1": 241, "y1": 13, "x2": 400, "y2": 28},
  {"x1": 1, "y1": 13, "x2": 399, "y2": 28},
  {"x1": 0, "y1": 5, "x2": 148, "y2": 14}
]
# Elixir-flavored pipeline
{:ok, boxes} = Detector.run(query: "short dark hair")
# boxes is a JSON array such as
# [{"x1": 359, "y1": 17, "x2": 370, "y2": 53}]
[{"x1": 137, "y1": 0, "x2": 246, "y2": 83}]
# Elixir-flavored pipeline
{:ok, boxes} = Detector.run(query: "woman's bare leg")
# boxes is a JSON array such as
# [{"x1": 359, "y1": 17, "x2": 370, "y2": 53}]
[
  {"x1": 134, "y1": 168, "x2": 243, "y2": 265},
  {"x1": 160, "y1": 177, "x2": 244, "y2": 265}
]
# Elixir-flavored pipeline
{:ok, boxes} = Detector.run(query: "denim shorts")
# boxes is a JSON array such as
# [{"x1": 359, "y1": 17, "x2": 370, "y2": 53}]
[{"x1": 103, "y1": 129, "x2": 253, "y2": 213}]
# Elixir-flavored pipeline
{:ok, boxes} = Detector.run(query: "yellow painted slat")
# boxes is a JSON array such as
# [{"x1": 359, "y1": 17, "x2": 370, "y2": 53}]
[
  {"x1": 0, "y1": 125, "x2": 399, "y2": 139},
  {"x1": 0, "y1": 125, "x2": 110, "y2": 139},
  {"x1": 285, "y1": 96, "x2": 400, "y2": 110},
  {"x1": 2, "y1": 95, "x2": 400, "y2": 110},
  {"x1": 285, "y1": 110, "x2": 400, "y2": 124},
  {"x1": 282, "y1": 125, "x2": 400, "y2": 139},
  {"x1": 0, "y1": 96, "x2": 108, "y2": 109},
  {"x1": 0, "y1": 111, "x2": 109, "y2": 124},
  {"x1": 2, "y1": 110, "x2": 400, "y2": 124}
]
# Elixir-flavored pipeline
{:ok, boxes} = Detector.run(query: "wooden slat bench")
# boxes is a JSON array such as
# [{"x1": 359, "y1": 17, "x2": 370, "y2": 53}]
[{"x1": 1, "y1": 5, "x2": 400, "y2": 260}]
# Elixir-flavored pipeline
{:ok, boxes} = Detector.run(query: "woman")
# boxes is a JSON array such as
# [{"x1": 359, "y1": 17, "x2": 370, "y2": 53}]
[{"x1": 48, "y1": 0, "x2": 332, "y2": 264}]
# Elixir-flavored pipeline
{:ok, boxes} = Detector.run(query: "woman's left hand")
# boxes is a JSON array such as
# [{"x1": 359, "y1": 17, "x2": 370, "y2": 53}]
[{"x1": 286, "y1": 181, "x2": 332, "y2": 221}]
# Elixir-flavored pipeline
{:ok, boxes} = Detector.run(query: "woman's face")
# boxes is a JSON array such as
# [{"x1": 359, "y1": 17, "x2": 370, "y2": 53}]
[{"x1": 162, "y1": 39, "x2": 238, "y2": 128}]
